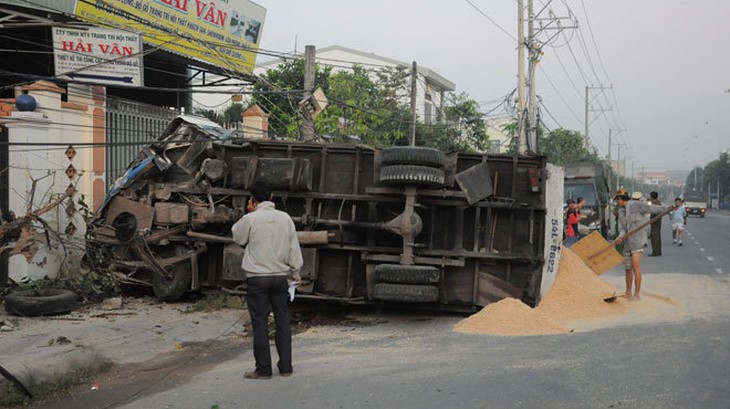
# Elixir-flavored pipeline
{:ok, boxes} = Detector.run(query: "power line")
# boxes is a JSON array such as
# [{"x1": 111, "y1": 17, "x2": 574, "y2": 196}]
[{"x1": 462, "y1": 0, "x2": 518, "y2": 42}]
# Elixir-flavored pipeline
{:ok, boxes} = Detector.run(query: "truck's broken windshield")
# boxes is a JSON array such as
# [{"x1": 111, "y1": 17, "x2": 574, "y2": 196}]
[{"x1": 564, "y1": 184, "x2": 597, "y2": 206}]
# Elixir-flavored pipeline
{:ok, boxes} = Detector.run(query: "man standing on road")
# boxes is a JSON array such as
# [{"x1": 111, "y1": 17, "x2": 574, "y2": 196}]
[
  {"x1": 670, "y1": 197, "x2": 687, "y2": 246},
  {"x1": 232, "y1": 184, "x2": 303, "y2": 380},
  {"x1": 614, "y1": 191, "x2": 666, "y2": 300},
  {"x1": 648, "y1": 191, "x2": 663, "y2": 256}
]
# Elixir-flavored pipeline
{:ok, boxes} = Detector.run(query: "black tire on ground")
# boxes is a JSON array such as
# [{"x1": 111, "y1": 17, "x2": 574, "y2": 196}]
[
  {"x1": 372, "y1": 283, "x2": 439, "y2": 303},
  {"x1": 153, "y1": 244, "x2": 192, "y2": 301},
  {"x1": 381, "y1": 146, "x2": 447, "y2": 168},
  {"x1": 4, "y1": 289, "x2": 80, "y2": 316},
  {"x1": 374, "y1": 264, "x2": 440, "y2": 284},
  {"x1": 379, "y1": 165, "x2": 445, "y2": 187}
]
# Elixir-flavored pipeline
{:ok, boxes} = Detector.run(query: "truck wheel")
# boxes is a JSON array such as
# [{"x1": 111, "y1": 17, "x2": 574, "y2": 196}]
[
  {"x1": 153, "y1": 244, "x2": 192, "y2": 301},
  {"x1": 381, "y1": 146, "x2": 447, "y2": 168},
  {"x1": 4, "y1": 289, "x2": 80, "y2": 316},
  {"x1": 372, "y1": 283, "x2": 439, "y2": 303},
  {"x1": 379, "y1": 165, "x2": 445, "y2": 187},
  {"x1": 374, "y1": 264, "x2": 440, "y2": 284}
]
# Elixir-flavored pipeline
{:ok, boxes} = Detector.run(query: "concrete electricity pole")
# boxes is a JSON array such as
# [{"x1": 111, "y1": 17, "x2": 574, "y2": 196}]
[
  {"x1": 410, "y1": 61, "x2": 418, "y2": 146},
  {"x1": 526, "y1": 0, "x2": 538, "y2": 153},
  {"x1": 616, "y1": 145, "x2": 622, "y2": 191},
  {"x1": 517, "y1": 0, "x2": 527, "y2": 154},
  {"x1": 518, "y1": 2, "x2": 573, "y2": 154},
  {"x1": 299, "y1": 45, "x2": 316, "y2": 141}
]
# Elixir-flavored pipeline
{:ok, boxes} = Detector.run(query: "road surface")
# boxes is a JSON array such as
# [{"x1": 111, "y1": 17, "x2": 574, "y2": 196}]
[{"x1": 42, "y1": 211, "x2": 730, "y2": 409}]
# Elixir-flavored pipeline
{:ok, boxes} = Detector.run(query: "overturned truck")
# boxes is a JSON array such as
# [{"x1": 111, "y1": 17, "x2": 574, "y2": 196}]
[{"x1": 90, "y1": 116, "x2": 561, "y2": 312}]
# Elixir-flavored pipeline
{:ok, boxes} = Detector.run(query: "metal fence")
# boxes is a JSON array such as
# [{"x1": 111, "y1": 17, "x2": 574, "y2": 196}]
[{"x1": 105, "y1": 97, "x2": 178, "y2": 188}]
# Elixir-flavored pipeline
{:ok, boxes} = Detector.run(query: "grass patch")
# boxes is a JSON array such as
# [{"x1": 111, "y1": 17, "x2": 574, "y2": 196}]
[
  {"x1": 185, "y1": 294, "x2": 246, "y2": 313},
  {"x1": 0, "y1": 359, "x2": 113, "y2": 406}
]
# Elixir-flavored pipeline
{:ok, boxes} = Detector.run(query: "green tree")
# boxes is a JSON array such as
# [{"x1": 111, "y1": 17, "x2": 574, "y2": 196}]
[
  {"x1": 221, "y1": 103, "x2": 245, "y2": 128},
  {"x1": 442, "y1": 92, "x2": 488, "y2": 151},
  {"x1": 685, "y1": 166, "x2": 705, "y2": 193},
  {"x1": 703, "y1": 152, "x2": 730, "y2": 204},
  {"x1": 193, "y1": 107, "x2": 221, "y2": 123},
  {"x1": 538, "y1": 128, "x2": 591, "y2": 165},
  {"x1": 315, "y1": 65, "x2": 408, "y2": 146}
]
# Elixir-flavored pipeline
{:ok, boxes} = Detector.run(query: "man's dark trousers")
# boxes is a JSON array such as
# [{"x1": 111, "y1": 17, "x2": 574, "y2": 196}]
[
  {"x1": 650, "y1": 217, "x2": 662, "y2": 255},
  {"x1": 246, "y1": 275, "x2": 293, "y2": 376}
]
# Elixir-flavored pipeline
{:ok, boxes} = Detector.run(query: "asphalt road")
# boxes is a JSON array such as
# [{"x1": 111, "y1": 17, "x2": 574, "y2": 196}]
[{"x1": 62, "y1": 212, "x2": 730, "y2": 409}]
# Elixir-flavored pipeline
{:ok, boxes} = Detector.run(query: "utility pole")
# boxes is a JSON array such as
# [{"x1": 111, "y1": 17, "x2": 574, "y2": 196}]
[
  {"x1": 607, "y1": 128, "x2": 625, "y2": 165},
  {"x1": 526, "y1": 0, "x2": 537, "y2": 153},
  {"x1": 616, "y1": 145, "x2": 622, "y2": 191},
  {"x1": 518, "y1": 2, "x2": 573, "y2": 154},
  {"x1": 584, "y1": 85, "x2": 612, "y2": 149},
  {"x1": 631, "y1": 161, "x2": 635, "y2": 193},
  {"x1": 410, "y1": 61, "x2": 418, "y2": 146},
  {"x1": 517, "y1": 0, "x2": 527, "y2": 154},
  {"x1": 608, "y1": 128, "x2": 624, "y2": 193},
  {"x1": 299, "y1": 45, "x2": 316, "y2": 141}
]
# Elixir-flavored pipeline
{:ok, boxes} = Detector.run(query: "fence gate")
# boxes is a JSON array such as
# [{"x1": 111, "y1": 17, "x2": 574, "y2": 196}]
[
  {"x1": 105, "y1": 97, "x2": 178, "y2": 188},
  {"x1": 0, "y1": 125, "x2": 8, "y2": 285}
]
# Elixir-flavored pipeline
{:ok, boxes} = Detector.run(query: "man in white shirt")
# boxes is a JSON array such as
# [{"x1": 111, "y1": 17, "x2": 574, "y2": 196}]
[{"x1": 232, "y1": 184, "x2": 303, "y2": 380}]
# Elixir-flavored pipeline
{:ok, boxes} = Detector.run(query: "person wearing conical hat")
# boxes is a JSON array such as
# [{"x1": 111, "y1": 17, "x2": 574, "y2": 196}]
[{"x1": 613, "y1": 191, "x2": 667, "y2": 301}]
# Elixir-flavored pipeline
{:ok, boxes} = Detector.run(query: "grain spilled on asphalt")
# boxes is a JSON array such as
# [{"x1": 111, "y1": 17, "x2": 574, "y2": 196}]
[{"x1": 455, "y1": 247, "x2": 628, "y2": 336}]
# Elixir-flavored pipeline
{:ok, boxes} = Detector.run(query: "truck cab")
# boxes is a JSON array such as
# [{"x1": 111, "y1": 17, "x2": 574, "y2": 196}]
[
  {"x1": 683, "y1": 191, "x2": 708, "y2": 217},
  {"x1": 563, "y1": 163, "x2": 610, "y2": 238}
]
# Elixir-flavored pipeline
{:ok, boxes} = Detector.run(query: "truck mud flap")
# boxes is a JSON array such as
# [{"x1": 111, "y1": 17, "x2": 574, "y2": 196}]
[
  {"x1": 372, "y1": 283, "x2": 439, "y2": 303},
  {"x1": 374, "y1": 264, "x2": 440, "y2": 284}
]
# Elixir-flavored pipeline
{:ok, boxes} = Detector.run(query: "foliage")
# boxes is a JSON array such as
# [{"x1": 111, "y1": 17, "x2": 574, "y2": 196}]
[
  {"x1": 193, "y1": 107, "x2": 221, "y2": 124},
  {"x1": 685, "y1": 166, "x2": 705, "y2": 192},
  {"x1": 252, "y1": 59, "x2": 332, "y2": 139},
  {"x1": 0, "y1": 268, "x2": 121, "y2": 303},
  {"x1": 538, "y1": 128, "x2": 592, "y2": 165},
  {"x1": 250, "y1": 58, "x2": 490, "y2": 149},
  {"x1": 315, "y1": 65, "x2": 408, "y2": 146},
  {"x1": 193, "y1": 103, "x2": 245, "y2": 130},
  {"x1": 221, "y1": 103, "x2": 245, "y2": 128},
  {"x1": 434, "y1": 92, "x2": 489, "y2": 152},
  {"x1": 694, "y1": 152, "x2": 730, "y2": 204}
]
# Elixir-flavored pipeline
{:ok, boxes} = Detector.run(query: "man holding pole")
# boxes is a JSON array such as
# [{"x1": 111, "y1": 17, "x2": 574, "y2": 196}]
[{"x1": 613, "y1": 191, "x2": 667, "y2": 301}]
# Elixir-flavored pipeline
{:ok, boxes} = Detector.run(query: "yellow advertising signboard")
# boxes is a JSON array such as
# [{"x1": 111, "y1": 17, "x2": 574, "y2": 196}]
[{"x1": 74, "y1": 0, "x2": 266, "y2": 75}]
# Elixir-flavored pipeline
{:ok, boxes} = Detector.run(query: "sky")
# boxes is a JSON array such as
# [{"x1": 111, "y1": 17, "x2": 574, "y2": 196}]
[{"x1": 250, "y1": 0, "x2": 730, "y2": 173}]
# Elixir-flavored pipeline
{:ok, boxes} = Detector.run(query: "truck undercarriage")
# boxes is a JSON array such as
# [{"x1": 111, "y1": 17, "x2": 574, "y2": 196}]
[{"x1": 89, "y1": 116, "x2": 555, "y2": 312}]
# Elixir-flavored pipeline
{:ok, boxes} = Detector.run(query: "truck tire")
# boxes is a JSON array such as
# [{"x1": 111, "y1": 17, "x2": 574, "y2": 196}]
[
  {"x1": 381, "y1": 146, "x2": 446, "y2": 168},
  {"x1": 153, "y1": 244, "x2": 192, "y2": 301},
  {"x1": 372, "y1": 283, "x2": 439, "y2": 303},
  {"x1": 4, "y1": 289, "x2": 80, "y2": 316},
  {"x1": 374, "y1": 264, "x2": 440, "y2": 284},
  {"x1": 379, "y1": 165, "x2": 445, "y2": 187}
]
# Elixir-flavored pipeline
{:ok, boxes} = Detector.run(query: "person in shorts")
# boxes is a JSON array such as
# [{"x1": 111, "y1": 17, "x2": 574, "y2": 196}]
[
  {"x1": 614, "y1": 191, "x2": 667, "y2": 300},
  {"x1": 670, "y1": 197, "x2": 687, "y2": 246}
]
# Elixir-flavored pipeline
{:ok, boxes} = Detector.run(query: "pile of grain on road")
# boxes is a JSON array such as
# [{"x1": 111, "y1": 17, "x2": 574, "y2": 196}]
[
  {"x1": 455, "y1": 247, "x2": 624, "y2": 336},
  {"x1": 536, "y1": 248, "x2": 625, "y2": 321},
  {"x1": 453, "y1": 297, "x2": 568, "y2": 335}
]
